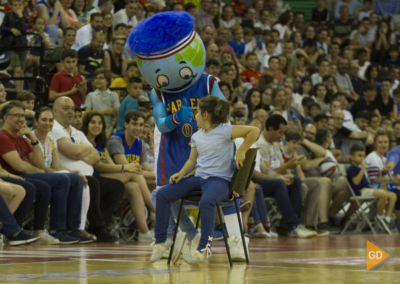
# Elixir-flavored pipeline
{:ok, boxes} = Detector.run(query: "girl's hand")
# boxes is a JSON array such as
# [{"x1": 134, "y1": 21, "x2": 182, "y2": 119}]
[
  {"x1": 170, "y1": 172, "x2": 184, "y2": 184},
  {"x1": 235, "y1": 149, "x2": 246, "y2": 169}
]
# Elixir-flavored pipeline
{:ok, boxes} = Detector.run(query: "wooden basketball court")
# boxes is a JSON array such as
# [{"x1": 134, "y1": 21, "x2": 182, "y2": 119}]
[{"x1": 0, "y1": 234, "x2": 398, "y2": 283}]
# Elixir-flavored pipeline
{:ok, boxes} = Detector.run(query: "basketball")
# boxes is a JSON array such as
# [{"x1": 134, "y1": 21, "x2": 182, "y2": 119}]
[{"x1": 319, "y1": 159, "x2": 338, "y2": 178}]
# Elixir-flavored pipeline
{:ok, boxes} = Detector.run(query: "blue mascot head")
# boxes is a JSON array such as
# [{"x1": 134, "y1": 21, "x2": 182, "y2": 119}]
[{"x1": 128, "y1": 11, "x2": 206, "y2": 93}]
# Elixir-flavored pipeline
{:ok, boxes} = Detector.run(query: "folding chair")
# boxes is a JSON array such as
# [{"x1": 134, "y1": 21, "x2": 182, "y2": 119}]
[
  {"x1": 168, "y1": 148, "x2": 258, "y2": 267},
  {"x1": 337, "y1": 164, "x2": 390, "y2": 234},
  {"x1": 264, "y1": 197, "x2": 282, "y2": 232}
]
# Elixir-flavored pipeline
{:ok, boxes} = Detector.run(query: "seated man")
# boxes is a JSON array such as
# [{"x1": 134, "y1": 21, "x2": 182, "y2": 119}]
[
  {"x1": 254, "y1": 114, "x2": 317, "y2": 237},
  {"x1": 0, "y1": 101, "x2": 84, "y2": 244},
  {"x1": 50, "y1": 97, "x2": 124, "y2": 242},
  {"x1": 107, "y1": 110, "x2": 155, "y2": 240}
]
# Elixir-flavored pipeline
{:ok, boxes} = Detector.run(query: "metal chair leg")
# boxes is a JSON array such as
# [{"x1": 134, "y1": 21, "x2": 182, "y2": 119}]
[
  {"x1": 168, "y1": 200, "x2": 184, "y2": 265},
  {"x1": 216, "y1": 203, "x2": 232, "y2": 267},
  {"x1": 233, "y1": 196, "x2": 249, "y2": 264}
]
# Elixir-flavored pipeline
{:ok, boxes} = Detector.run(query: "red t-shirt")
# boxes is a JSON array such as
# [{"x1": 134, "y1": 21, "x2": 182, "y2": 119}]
[
  {"x1": 241, "y1": 69, "x2": 261, "y2": 88},
  {"x1": 50, "y1": 70, "x2": 84, "y2": 106},
  {"x1": 0, "y1": 129, "x2": 33, "y2": 174}
]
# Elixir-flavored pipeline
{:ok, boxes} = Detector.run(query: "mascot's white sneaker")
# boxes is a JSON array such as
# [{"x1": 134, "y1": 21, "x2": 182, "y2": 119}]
[
  {"x1": 161, "y1": 237, "x2": 173, "y2": 259},
  {"x1": 228, "y1": 235, "x2": 249, "y2": 262}
]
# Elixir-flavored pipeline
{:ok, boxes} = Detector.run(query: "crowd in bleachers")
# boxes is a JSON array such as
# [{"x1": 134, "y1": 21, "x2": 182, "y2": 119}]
[{"x1": 0, "y1": 0, "x2": 400, "y2": 251}]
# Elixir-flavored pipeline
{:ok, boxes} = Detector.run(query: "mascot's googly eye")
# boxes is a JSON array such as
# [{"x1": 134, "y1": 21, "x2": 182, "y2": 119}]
[
  {"x1": 157, "y1": 74, "x2": 169, "y2": 87},
  {"x1": 179, "y1": 67, "x2": 194, "y2": 80}
]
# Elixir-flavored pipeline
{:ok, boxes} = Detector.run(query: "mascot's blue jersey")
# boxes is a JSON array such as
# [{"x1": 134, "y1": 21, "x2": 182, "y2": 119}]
[
  {"x1": 93, "y1": 144, "x2": 107, "y2": 175},
  {"x1": 156, "y1": 74, "x2": 217, "y2": 186},
  {"x1": 112, "y1": 132, "x2": 142, "y2": 163}
]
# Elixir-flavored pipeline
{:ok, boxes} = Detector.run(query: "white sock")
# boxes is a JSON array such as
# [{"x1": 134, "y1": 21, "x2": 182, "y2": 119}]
[
  {"x1": 377, "y1": 214, "x2": 384, "y2": 220},
  {"x1": 385, "y1": 216, "x2": 391, "y2": 223},
  {"x1": 79, "y1": 185, "x2": 90, "y2": 230}
]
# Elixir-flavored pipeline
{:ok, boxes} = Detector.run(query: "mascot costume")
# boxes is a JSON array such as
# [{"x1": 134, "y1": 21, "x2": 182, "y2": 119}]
[{"x1": 128, "y1": 11, "x2": 248, "y2": 261}]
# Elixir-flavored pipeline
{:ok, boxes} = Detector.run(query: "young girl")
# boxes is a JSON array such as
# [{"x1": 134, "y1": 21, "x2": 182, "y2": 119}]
[{"x1": 150, "y1": 96, "x2": 259, "y2": 263}]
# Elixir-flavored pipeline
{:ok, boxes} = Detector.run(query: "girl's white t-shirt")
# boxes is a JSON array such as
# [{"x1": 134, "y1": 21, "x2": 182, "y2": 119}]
[{"x1": 191, "y1": 124, "x2": 235, "y2": 181}]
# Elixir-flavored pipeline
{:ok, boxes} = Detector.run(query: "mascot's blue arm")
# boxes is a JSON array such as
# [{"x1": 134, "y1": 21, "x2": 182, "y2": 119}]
[
  {"x1": 210, "y1": 81, "x2": 225, "y2": 100},
  {"x1": 150, "y1": 89, "x2": 177, "y2": 133},
  {"x1": 151, "y1": 79, "x2": 225, "y2": 133}
]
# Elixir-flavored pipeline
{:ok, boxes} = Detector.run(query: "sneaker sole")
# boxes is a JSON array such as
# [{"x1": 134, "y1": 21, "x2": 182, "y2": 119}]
[
  {"x1": 9, "y1": 236, "x2": 41, "y2": 246},
  {"x1": 59, "y1": 240, "x2": 80, "y2": 245}
]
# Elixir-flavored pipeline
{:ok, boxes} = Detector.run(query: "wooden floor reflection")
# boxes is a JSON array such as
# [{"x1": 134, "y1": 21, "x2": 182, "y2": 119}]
[{"x1": 0, "y1": 234, "x2": 399, "y2": 283}]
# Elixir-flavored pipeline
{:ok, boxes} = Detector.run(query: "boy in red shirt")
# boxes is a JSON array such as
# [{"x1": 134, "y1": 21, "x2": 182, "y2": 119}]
[
  {"x1": 49, "y1": 49, "x2": 87, "y2": 107},
  {"x1": 241, "y1": 52, "x2": 261, "y2": 88}
]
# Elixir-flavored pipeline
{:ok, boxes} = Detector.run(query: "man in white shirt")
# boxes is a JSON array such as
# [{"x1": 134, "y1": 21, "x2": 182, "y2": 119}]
[
  {"x1": 72, "y1": 13, "x2": 104, "y2": 51},
  {"x1": 50, "y1": 97, "x2": 124, "y2": 242},
  {"x1": 255, "y1": 114, "x2": 317, "y2": 237},
  {"x1": 113, "y1": 0, "x2": 138, "y2": 28}
]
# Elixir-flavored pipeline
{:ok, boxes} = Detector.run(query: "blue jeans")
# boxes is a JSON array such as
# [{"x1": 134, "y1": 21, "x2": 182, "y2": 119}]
[
  {"x1": 155, "y1": 176, "x2": 229, "y2": 250},
  {"x1": 1, "y1": 177, "x2": 37, "y2": 227},
  {"x1": 253, "y1": 177, "x2": 301, "y2": 230},
  {"x1": 251, "y1": 186, "x2": 268, "y2": 224},
  {"x1": 63, "y1": 173, "x2": 83, "y2": 230},
  {"x1": 23, "y1": 173, "x2": 71, "y2": 231},
  {"x1": 0, "y1": 195, "x2": 22, "y2": 237},
  {"x1": 151, "y1": 187, "x2": 198, "y2": 241}
]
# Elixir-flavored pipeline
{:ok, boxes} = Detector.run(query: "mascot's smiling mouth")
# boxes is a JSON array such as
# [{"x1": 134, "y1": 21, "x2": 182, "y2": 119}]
[{"x1": 165, "y1": 78, "x2": 194, "y2": 91}]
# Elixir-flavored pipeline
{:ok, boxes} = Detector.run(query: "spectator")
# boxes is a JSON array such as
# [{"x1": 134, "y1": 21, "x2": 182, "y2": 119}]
[
  {"x1": 376, "y1": 79, "x2": 396, "y2": 120},
  {"x1": 36, "y1": 0, "x2": 68, "y2": 44},
  {"x1": 109, "y1": 61, "x2": 141, "y2": 100},
  {"x1": 72, "y1": 12, "x2": 103, "y2": 51},
  {"x1": 84, "y1": 68, "x2": 120, "y2": 137},
  {"x1": 311, "y1": 59, "x2": 330, "y2": 86},
  {"x1": 0, "y1": 101, "x2": 82, "y2": 244},
  {"x1": 263, "y1": 56, "x2": 284, "y2": 84},
  {"x1": 195, "y1": 0, "x2": 214, "y2": 28},
  {"x1": 371, "y1": 21, "x2": 393, "y2": 66},
  {"x1": 241, "y1": 53, "x2": 261, "y2": 88},
  {"x1": 254, "y1": 114, "x2": 316, "y2": 238},
  {"x1": 32, "y1": 107, "x2": 94, "y2": 243},
  {"x1": 82, "y1": 111, "x2": 154, "y2": 242},
  {"x1": 332, "y1": 5, "x2": 353, "y2": 40},
  {"x1": 16, "y1": 90, "x2": 35, "y2": 127},
  {"x1": 107, "y1": 110, "x2": 155, "y2": 239},
  {"x1": 311, "y1": 0, "x2": 328, "y2": 26},
  {"x1": 116, "y1": 77, "x2": 141, "y2": 133},
  {"x1": 221, "y1": 5, "x2": 240, "y2": 29},
  {"x1": 228, "y1": 27, "x2": 245, "y2": 59},
  {"x1": 49, "y1": 49, "x2": 87, "y2": 106},
  {"x1": 314, "y1": 127, "x2": 353, "y2": 226},
  {"x1": 78, "y1": 30, "x2": 107, "y2": 76},
  {"x1": 347, "y1": 143, "x2": 397, "y2": 225},
  {"x1": 73, "y1": 105, "x2": 83, "y2": 130},
  {"x1": 113, "y1": 0, "x2": 138, "y2": 28},
  {"x1": 50, "y1": 96, "x2": 124, "y2": 242},
  {"x1": 335, "y1": 57, "x2": 359, "y2": 102},
  {"x1": 88, "y1": 0, "x2": 113, "y2": 16},
  {"x1": 351, "y1": 83, "x2": 379, "y2": 118},
  {"x1": 50, "y1": 27, "x2": 77, "y2": 72},
  {"x1": 70, "y1": 0, "x2": 89, "y2": 27},
  {"x1": 244, "y1": 88, "x2": 261, "y2": 122},
  {"x1": 206, "y1": 59, "x2": 221, "y2": 78},
  {"x1": 281, "y1": 126, "x2": 324, "y2": 235},
  {"x1": 0, "y1": 0, "x2": 30, "y2": 92}
]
